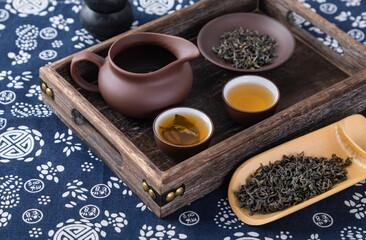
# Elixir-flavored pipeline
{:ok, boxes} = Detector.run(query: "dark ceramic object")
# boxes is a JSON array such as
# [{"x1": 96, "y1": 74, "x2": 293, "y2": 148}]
[
  {"x1": 80, "y1": 1, "x2": 133, "y2": 40},
  {"x1": 153, "y1": 107, "x2": 214, "y2": 160},
  {"x1": 84, "y1": 0, "x2": 127, "y2": 13},
  {"x1": 70, "y1": 32, "x2": 200, "y2": 118},
  {"x1": 197, "y1": 12, "x2": 296, "y2": 72},
  {"x1": 222, "y1": 75, "x2": 280, "y2": 126}
]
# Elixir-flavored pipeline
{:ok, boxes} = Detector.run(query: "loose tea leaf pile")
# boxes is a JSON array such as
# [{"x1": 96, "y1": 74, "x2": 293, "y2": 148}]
[
  {"x1": 213, "y1": 27, "x2": 277, "y2": 69},
  {"x1": 234, "y1": 153, "x2": 352, "y2": 215}
]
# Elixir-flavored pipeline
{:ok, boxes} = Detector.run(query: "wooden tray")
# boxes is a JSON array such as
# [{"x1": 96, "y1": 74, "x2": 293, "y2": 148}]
[{"x1": 39, "y1": 0, "x2": 366, "y2": 218}]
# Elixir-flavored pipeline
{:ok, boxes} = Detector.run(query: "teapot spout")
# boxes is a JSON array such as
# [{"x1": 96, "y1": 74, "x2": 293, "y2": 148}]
[{"x1": 171, "y1": 36, "x2": 200, "y2": 63}]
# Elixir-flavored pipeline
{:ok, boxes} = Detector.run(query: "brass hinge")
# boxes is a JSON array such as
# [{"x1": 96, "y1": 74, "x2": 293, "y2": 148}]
[
  {"x1": 40, "y1": 80, "x2": 54, "y2": 100},
  {"x1": 142, "y1": 180, "x2": 185, "y2": 207}
]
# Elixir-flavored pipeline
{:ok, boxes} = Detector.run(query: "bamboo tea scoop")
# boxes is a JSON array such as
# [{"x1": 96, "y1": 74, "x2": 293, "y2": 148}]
[{"x1": 228, "y1": 114, "x2": 366, "y2": 225}]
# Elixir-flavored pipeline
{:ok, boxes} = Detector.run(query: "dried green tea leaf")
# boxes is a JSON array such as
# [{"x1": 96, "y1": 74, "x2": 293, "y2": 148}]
[
  {"x1": 213, "y1": 27, "x2": 277, "y2": 69},
  {"x1": 234, "y1": 153, "x2": 352, "y2": 215}
]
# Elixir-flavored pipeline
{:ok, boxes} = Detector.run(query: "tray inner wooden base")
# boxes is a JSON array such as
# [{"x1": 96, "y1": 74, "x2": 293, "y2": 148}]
[{"x1": 57, "y1": 36, "x2": 348, "y2": 172}]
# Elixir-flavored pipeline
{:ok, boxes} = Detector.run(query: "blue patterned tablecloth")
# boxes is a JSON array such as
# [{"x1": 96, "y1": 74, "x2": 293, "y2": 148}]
[{"x1": 1, "y1": 0, "x2": 366, "y2": 239}]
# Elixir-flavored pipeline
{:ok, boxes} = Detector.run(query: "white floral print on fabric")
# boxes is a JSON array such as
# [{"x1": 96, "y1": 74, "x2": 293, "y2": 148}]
[
  {"x1": 345, "y1": 192, "x2": 366, "y2": 219},
  {"x1": 0, "y1": 110, "x2": 6, "y2": 131},
  {"x1": 87, "y1": 149, "x2": 100, "y2": 161},
  {"x1": 24, "y1": 179, "x2": 44, "y2": 193},
  {"x1": 224, "y1": 231, "x2": 294, "y2": 240},
  {"x1": 214, "y1": 198, "x2": 245, "y2": 230},
  {"x1": 36, "y1": 161, "x2": 64, "y2": 183},
  {"x1": 15, "y1": 24, "x2": 39, "y2": 51},
  {"x1": 54, "y1": 129, "x2": 82, "y2": 157},
  {"x1": 296, "y1": 0, "x2": 315, "y2": 11},
  {"x1": 290, "y1": 7, "x2": 345, "y2": 55},
  {"x1": 319, "y1": 3, "x2": 338, "y2": 15},
  {"x1": 131, "y1": 20, "x2": 140, "y2": 29},
  {"x1": 223, "y1": 231, "x2": 262, "y2": 240},
  {"x1": 81, "y1": 162, "x2": 94, "y2": 172},
  {"x1": 317, "y1": 35, "x2": 344, "y2": 55},
  {"x1": 25, "y1": 85, "x2": 42, "y2": 101},
  {"x1": 22, "y1": 209, "x2": 43, "y2": 224},
  {"x1": 179, "y1": 211, "x2": 200, "y2": 226},
  {"x1": 139, "y1": 224, "x2": 187, "y2": 240},
  {"x1": 72, "y1": 28, "x2": 97, "y2": 49},
  {"x1": 356, "y1": 180, "x2": 366, "y2": 186},
  {"x1": 0, "y1": 126, "x2": 43, "y2": 163},
  {"x1": 0, "y1": 209, "x2": 11, "y2": 227},
  {"x1": 0, "y1": 70, "x2": 32, "y2": 89},
  {"x1": 62, "y1": 180, "x2": 88, "y2": 208},
  {"x1": 136, "y1": 202, "x2": 150, "y2": 212},
  {"x1": 90, "y1": 184, "x2": 111, "y2": 199},
  {"x1": 0, "y1": 23, "x2": 5, "y2": 32},
  {"x1": 16, "y1": 24, "x2": 39, "y2": 38},
  {"x1": 133, "y1": 0, "x2": 175, "y2": 15},
  {"x1": 347, "y1": 29, "x2": 365, "y2": 41},
  {"x1": 8, "y1": 50, "x2": 31, "y2": 65},
  {"x1": 39, "y1": 49, "x2": 57, "y2": 60},
  {"x1": 308, "y1": 233, "x2": 321, "y2": 240},
  {"x1": 276, "y1": 231, "x2": 293, "y2": 239},
  {"x1": 37, "y1": 195, "x2": 50, "y2": 205},
  {"x1": 102, "y1": 210, "x2": 128, "y2": 234},
  {"x1": 0, "y1": 175, "x2": 23, "y2": 209},
  {"x1": 11, "y1": 102, "x2": 52, "y2": 118},
  {"x1": 312, "y1": 212, "x2": 333, "y2": 228},
  {"x1": 0, "y1": 120, "x2": 5, "y2": 131},
  {"x1": 107, "y1": 176, "x2": 133, "y2": 197},
  {"x1": 51, "y1": 40, "x2": 63, "y2": 48},
  {"x1": 48, "y1": 213, "x2": 128, "y2": 239},
  {"x1": 49, "y1": 14, "x2": 74, "y2": 32},
  {"x1": 48, "y1": 219, "x2": 102, "y2": 239},
  {"x1": 341, "y1": 0, "x2": 362, "y2": 7},
  {"x1": 0, "y1": 90, "x2": 16, "y2": 106},
  {"x1": 133, "y1": 0, "x2": 195, "y2": 16},
  {"x1": 5, "y1": 0, "x2": 57, "y2": 17},
  {"x1": 335, "y1": 11, "x2": 366, "y2": 28},
  {"x1": 29, "y1": 227, "x2": 42, "y2": 238},
  {"x1": 39, "y1": 27, "x2": 57, "y2": 40},
  {"x1": 65, "y1": 0, "x2": 82, "y2": 13},
  {"x1": 79, "y1": 205, "x2": 100, "y2": 220},
  {"x1": 0, "y1": 9, "x2": 9, "y2": 22},
  {"x1": 340, "y1": 226, "x2": 366, "y2": 240}
]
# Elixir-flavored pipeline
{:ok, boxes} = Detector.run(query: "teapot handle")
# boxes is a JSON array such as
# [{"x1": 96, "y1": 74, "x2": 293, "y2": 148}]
[{"x1": 70, "y1": 51, "x2": 105, "y2": 93}]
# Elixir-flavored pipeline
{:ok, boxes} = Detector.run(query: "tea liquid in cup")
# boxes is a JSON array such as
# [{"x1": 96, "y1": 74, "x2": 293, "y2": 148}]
[
  {"x1": 223, "y1": 75, "x2": 279, "y2": 112},
  {"x1": 153, "y1": 107, "x2": 214, "y2": 160},
  {"x1": 223, "y1": 75, "x2": 280, "y2": 126},
  {"x1": 154, "y1": 108, "x2": 213, "y2": 146}
]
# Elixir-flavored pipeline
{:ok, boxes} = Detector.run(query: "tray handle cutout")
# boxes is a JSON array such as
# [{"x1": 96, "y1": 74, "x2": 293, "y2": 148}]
[
  {"x1": 71, "y1": 108, "x2": 124, "y2": 169},
  {"x1": 72, "y1": 109, "x2": 86, "y2": 125}
]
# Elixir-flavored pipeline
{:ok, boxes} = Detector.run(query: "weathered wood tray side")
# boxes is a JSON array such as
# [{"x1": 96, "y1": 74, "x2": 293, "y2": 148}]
[{"x1": 39, "y1": 0, "x2": 366, "y2": 218}]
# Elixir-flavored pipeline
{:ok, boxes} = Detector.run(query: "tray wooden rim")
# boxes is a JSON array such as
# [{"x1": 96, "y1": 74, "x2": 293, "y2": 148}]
[
  {"x1": 39, "y1": 0, "x2": 366, "y2": 217},
  {"x1": 40, "y1": 0, "x2": 366, "y2": 181}
]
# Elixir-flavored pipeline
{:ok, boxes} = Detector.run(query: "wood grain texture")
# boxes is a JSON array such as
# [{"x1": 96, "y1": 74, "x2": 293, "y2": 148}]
[{"x1": 39, "y1": 0, "x2": 366, "y2": 217}]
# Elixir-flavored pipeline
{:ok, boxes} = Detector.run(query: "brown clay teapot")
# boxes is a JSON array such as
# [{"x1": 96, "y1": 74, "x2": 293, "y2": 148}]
[{"x1": 70, "y1": 32, "x2": 200, "y2": 118}]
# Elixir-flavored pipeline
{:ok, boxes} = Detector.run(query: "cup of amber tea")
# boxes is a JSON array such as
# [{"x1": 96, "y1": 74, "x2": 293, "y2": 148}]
[
  {"x1": 153, "y1": 107, "x2": 214, "y2": 160},
  {"x1": 223, "y1": 75, "x2": 280, "y2": 126}
]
